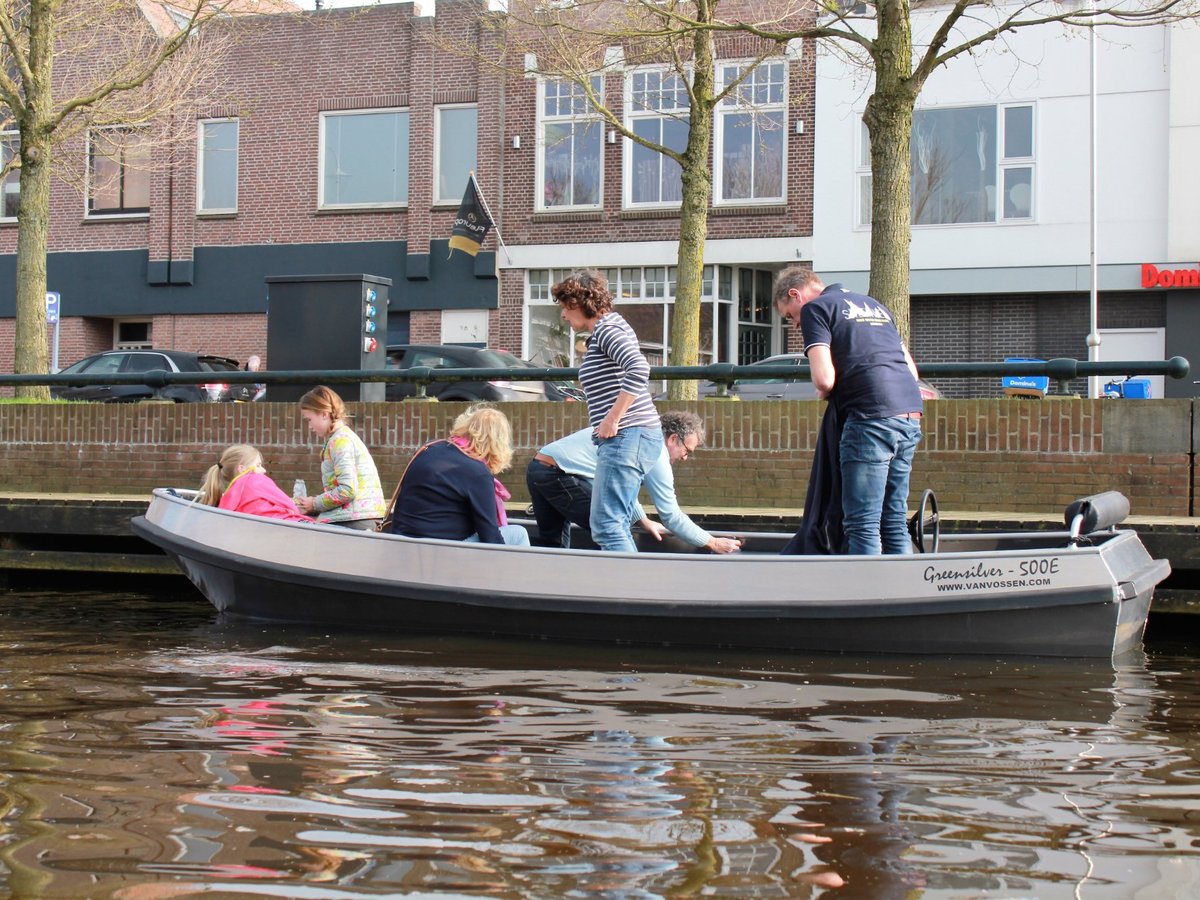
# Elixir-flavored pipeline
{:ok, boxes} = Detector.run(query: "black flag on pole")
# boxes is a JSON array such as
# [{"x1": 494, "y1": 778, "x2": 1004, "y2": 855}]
[{"x1": 449, "y1": 174, "x2": 494, "y2": 257}]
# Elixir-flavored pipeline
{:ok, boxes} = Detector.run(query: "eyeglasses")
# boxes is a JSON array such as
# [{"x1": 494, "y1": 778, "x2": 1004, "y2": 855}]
[{"x1": 675, "y1": 437, "x2": 700, "y2": 460}]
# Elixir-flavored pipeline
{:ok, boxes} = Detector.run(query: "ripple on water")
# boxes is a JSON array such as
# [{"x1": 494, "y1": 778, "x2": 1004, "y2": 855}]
[{"x1": 1, "y1": 590, "x2": 1199, "y2": 897}]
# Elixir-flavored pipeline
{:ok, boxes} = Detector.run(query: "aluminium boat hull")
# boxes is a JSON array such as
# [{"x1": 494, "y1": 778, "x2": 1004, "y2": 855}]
[{"x1": 131, "y1": 489, "x2": 1169, "y2": 659}]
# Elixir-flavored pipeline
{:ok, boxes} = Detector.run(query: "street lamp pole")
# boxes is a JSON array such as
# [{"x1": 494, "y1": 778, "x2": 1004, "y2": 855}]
[{"x1": 1086, "y1": 17, "x2": 1101, "y2": 398}]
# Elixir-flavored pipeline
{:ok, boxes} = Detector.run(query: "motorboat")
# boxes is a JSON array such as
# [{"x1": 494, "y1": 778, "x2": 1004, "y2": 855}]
[{"x1": 131, "y1": 489, "x2": 1168, "y2": 660}]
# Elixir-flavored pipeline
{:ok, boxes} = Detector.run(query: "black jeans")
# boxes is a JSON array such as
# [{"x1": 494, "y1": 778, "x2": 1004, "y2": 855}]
[{"x1": 525, "y1": 457, "x2": 593, "y2": 548}]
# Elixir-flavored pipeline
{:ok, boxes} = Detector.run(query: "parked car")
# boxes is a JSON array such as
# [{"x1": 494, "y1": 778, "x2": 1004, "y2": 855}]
[
  {"x1": 52, "y1": 350, "x2": 243, "y2": 403},
  {"x1": 698, "y1": 353, "x2": 942, "y2": 401},
  {"x1": 385, "y1": 344, "x2": 569, "y2": 402},
  {"x1": 521, "y1": 345, "x2": 586, "y2": 401}
]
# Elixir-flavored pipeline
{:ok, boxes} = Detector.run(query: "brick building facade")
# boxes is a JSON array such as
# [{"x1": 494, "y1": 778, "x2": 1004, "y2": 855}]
[{"x1": 0, "y1": 0, "x2": 818, "y2": 378}]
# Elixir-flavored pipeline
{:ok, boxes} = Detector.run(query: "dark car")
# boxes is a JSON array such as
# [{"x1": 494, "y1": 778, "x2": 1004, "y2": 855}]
[
  {"x1": 699, "y1": 353, "x2": 942, "y2": 401},
  {"x1": 385, "y1": 344, "x2": 570, "y2": 402},
  {"x1": 52, "y1": 349, "x2": 243, "y2": 403}
]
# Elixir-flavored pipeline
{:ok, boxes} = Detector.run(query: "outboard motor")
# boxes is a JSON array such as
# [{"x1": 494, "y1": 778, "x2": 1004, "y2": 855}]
[{"x1": 1064, "y1": 491, "x2": 1130, "y2": 545}]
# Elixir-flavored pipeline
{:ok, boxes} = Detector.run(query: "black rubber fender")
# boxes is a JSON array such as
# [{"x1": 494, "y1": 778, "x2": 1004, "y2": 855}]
[{"x1": 1064, "y1": 491, "x2": 1130, "y2": 533}]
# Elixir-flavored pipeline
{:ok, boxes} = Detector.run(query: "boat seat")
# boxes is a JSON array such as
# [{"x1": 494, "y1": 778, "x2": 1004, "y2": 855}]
[{"x1": 1065, "y1": 491, "x2": 1130, "y2": 544}]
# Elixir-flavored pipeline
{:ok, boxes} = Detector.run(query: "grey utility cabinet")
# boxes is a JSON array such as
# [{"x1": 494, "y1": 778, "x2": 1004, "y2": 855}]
[{"x1": 264, "y1": 274, "x2": 390, "y2": 402}]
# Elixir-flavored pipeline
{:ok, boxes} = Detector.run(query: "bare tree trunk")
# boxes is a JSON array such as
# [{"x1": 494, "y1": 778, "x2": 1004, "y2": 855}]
[
  {"x1": 13, "y1": 138, "x2": 52, "y2": 399},
  {"x1": 13, "y1": 1, "x2": 53, "y2": 400},
  {"x1": 864, "y1": 0, "x2": 916, "y2": 344},
  {"x1": 666, "y1": 27, "x2": 716, "y2": 401}
]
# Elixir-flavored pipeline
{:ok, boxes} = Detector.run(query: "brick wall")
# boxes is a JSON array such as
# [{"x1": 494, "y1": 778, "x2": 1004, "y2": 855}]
[
  {"x1": 0, "y1": 399, "x2": 1193, "y2": 518},
  {"x1": 912, "y1": 293, "x2": 1169, "y2": 399}
]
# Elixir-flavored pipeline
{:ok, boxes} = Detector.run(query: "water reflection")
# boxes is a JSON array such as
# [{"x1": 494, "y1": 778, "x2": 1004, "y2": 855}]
[{"x1": 0, "y1": 591, "x2": 1197, "y2": 896}]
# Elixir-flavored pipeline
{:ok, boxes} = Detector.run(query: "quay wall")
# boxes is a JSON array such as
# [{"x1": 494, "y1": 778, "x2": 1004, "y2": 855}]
[{"x1": 0, "y1": 399, "x2": 1196, "y2": 517}]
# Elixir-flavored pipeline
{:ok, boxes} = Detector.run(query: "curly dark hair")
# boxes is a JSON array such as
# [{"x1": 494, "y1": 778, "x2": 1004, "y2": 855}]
[
  {"x1": 660, "y1": 410, "x2": 705, "y2": 446},
  {"x1": 551, "y1": 269, "x2": 613, "y2": 319}
]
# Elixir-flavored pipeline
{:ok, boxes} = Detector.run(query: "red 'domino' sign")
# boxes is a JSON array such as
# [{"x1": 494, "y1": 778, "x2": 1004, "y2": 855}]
[{"x1": 1142, "y1": 263, "x2": 1200, "y2": 288}]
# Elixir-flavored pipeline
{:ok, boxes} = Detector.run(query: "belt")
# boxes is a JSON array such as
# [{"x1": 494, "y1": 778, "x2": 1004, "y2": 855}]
[
  {"x1": 534, "y1": 453, "x2": 560, "y2": 469},
  {"x1": 898, "y1": 411, "x2": 922, "y2": 420}
]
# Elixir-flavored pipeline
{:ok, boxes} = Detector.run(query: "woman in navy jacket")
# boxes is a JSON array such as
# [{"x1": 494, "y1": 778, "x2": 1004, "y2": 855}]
[{"x1": 388, "y1": 405, "x2": 530, "y2": 546}]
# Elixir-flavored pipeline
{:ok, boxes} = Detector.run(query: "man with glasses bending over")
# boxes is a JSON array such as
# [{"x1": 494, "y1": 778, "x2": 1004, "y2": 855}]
[
  {"x1": 774, "y1": 266, "x2": 924, "y2": 555},
  {"x1": 526, "y1": 410, "x2": 742, "y2": 553}
]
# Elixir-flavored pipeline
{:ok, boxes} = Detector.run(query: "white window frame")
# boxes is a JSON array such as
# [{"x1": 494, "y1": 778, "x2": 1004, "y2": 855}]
[
  {"x1": 0, "y1": 131, "x2": 19, "y2": 221},
  {"x1": 524, "y1": 264, "x2": 725, "y2": 374},
  {"x1": 713, "y1": 59, "x2": 788, "y2": 206},
  {"x1": 113, "y1": 319, "x2": 153, "y2": 350},
  {"x1": 318, "y1": 107, "x2": 410, "y2": 210},
  {"x1": 855, "y1": 122, "x2": 872, "y2": 229},
  {"x1": 537, "y1": 76, "x2": 604, "y2": 212},
  {"x1": 196, "y1": 118, "x2": 239, "y2": 215},
  {"x1": 856, "y1": 101, "x2": 1036, "y2": 227},
  {"x1": 623, "y1": 66, "x2": 690, "y2": 209},
  {"x1": 86, "y1": 126, "x2": 151, "y2": 219},
  {"x1": 434, "y1": 103, "x2": 478, "y2": 206},
  {"x1": 998, "y1": 103, "x2": 1035, "y2": 221}
]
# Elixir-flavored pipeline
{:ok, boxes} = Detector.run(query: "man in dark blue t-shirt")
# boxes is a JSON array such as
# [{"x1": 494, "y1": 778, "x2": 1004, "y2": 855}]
[{"x1": 774, "y1": 266, "x2": 924, "y2": 555}]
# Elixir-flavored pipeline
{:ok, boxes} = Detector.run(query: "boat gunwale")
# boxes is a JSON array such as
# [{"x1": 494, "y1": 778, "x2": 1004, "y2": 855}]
[{"x1": 142, "y1": 487, "x2": 1125, "y2": 565}]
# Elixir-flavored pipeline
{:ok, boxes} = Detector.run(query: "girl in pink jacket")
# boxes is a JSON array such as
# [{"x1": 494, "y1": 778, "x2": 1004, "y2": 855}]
[{"x1": 198, "y1": 444, "x2": 314, "y2": 523}]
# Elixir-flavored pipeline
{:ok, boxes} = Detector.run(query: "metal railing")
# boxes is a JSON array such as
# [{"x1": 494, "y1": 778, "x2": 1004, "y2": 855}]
[{"x1": 0, "y1": 356, "x2": 1190, "y2": 398}]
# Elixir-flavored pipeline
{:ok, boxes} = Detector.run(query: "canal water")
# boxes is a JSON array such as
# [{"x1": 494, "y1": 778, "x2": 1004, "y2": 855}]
[{"x1": 1, "y1": 589, "x2": 1198, "y2": 898}]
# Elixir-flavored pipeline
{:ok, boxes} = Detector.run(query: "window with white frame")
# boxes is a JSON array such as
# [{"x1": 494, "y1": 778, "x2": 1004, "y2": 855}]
[
  {"x1": 435, "y1": 104, "x2": 478, "y2": 204},
  {"x1": 715, "y1": 60, "x2": 786, "y2": 204},
  {"x1": 197, "y1": 118, "x2": 238, "y2": 214},
  {"x1": 115, "y1": 320, "x2": 152, "y2": 350},
  {"x1": 320, "y1": 109, "x2": 409, "y2": 208},
  {"x1": 526, "y1": 264, "x2": 728, "y2": 379},
  {"x1": 626, "y1": 68, "x2": 689, "y2": 206},
  {"x1": 856, "y1": 125, "x2": 872, "y2": 227},
  {"x1": 1000, "y1": 105, "x2": 1034, "y2": 220},
  {"x1": 88, "y1": 127, "x2": 150, "y2": 216},
  {"x1": 539, "y1": 77, "x2": 603, "y2": 210},
  {"x1": 1, "y1": 132, "x2": 18, "y2": 219},
  {"x1": 857, "y1": 103, "x2": 1035, "y2": 226}
]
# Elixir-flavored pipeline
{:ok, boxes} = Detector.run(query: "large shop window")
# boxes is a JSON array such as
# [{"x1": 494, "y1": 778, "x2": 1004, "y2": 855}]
[
  {"x1": 626, "y1": 68, "x2": 689, "y2": 207},
  {"x1": 197, "y1": 118, "x2": 239, "y2": 214},
  {"x1": 715, "y1": 60, "x2": 786, "y2": 204},
  {"x1": 435, "y1": 105, "x2": 478, "y2": 205},
  {"x1": 1, "y1": 132, "x2": 18, "y2": 219},
  {"x1": 88, "y1": 127, "x2": 150, "y2": 217},
  {"x1": 539, "y1": 77, "x2": 603, "y2": 210},
  {"x1": 857, "y1": 102, "x2": 1035, "y2": 226},
  {"x1": 527, "y1": 266, "x2": 731, "y2": 383},
  {"x1": 320, "y1": 109, "x2": 409, "y2": 208}
]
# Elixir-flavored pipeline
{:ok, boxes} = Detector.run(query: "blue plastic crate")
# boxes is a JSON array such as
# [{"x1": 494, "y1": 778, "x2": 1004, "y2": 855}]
[{"x1": 1122, "y1": 378, "x2": 1152, "y2": 399}]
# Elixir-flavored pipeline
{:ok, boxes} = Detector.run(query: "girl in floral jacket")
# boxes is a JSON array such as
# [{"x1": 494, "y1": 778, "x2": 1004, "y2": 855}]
[{"x1": 294, "y1": 386, "x2": 387, "y2": 530}]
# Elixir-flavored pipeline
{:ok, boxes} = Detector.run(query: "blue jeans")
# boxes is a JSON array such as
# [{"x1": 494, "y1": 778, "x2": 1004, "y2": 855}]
[
  {"x1": 591, "y1": 426, "x2": 663, "y2": 552},
  {"x1": 465, "y1": 525, "x2": 531, "y2": 547},
  {"x1": 526, "y1": 457, "x2": 593, "y2": 547},
  {"x1": 840, "y1": 417, "x2": 923, "y2": 555}
]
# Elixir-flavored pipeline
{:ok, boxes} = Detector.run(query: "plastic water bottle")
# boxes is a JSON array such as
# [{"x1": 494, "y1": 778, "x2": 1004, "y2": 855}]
[{"x1": 292, "y1": 479, "x2": 306, "y2": 500}]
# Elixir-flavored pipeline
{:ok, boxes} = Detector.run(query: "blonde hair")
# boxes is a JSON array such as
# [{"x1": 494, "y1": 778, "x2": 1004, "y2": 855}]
[
  {"x1": 450, "y1": 404, "x2": 514, "y2": 474},
  {"x1": 198, "y1": 444, "x2": 263, "y2": 506},
  {"x1": 298, "y1": 385, "x2": 348, "y2": 426}
]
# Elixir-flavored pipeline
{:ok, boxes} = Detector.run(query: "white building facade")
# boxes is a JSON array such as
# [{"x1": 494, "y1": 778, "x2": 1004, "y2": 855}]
[{"x1": 813, "y1": 11, "x2": 1200, "y2": 398}]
